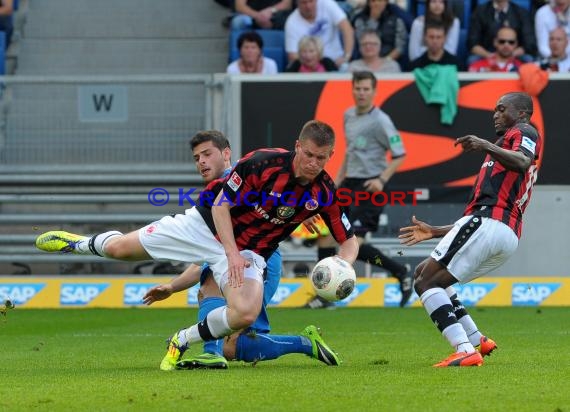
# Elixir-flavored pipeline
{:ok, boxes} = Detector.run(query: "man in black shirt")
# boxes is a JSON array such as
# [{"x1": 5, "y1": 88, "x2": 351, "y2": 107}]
[{"x1": 409, "y1": 22, "x2": 460, "y2": 70}]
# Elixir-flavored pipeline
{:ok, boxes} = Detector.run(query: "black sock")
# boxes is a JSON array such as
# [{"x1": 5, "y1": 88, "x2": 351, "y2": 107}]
[
  {"x1": 318, "y1": 247, "x2": 336, "y2": 261},
  {"x1": 357, "y1": 243, "x2": 406, "y2": 277}
]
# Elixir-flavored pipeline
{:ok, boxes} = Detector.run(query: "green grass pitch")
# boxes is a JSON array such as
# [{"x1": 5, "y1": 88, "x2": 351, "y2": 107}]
[{"x1": 1, "y1": 307, "x2": 569, "y2": 412}]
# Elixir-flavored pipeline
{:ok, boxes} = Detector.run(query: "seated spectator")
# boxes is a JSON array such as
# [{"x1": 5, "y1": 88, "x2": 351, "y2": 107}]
[
  {"x1": 468, "y1": 27, "x2": 522, "y2": 72},
  {"x1": 468, "y1": 0, "x2": 536, "y2": 64},
  {"x1": 285, "y1": 0, "x2": 354, "y2": 67},
  {"x1": 538, "y1": 27, "x2": 570, "y2": 71},
  {"x1": 0, "y1": 0, "x2": 14, "y2": 47},
  {"x1": 227, "y1": 31, "x2": 279, "y2": 74},
  {"x1": 351, "y1": 0, "x2": 408, "y2": 61},
  {"x1": 408, "y1": 0, "x2": 460, "y2": 61},
  {"x1": 285, "y1": 35, "x2": 339, "y2": 72},
  {"x1": 348, "y1": 29, "x2": 401, "y2": 72},
  {"x1": 409, "y1": 22, "x2": 461, "y2": 70},
  {"x1": 231, "y1": 0, "x2": 293, "y2": 30},
  {"x1": 535, "y1": 0, "x2": 570, "y2": 58}
]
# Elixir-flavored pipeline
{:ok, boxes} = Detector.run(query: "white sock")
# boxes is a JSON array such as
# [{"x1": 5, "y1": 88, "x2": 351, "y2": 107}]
[
  {"x1": 420, "y1": 288, "x2": 474, "y2": 353},
  {"x1": 75, "y1": 231, "x2": 122, "y2": 257},
  {"x1": 180, "y1": 306, "x2": 233, "y2": 346},
  {"x1": 458, "y1": 315, "x2": 483, "y2": 347},
  {"x1": 445, "y1": 286, "x2": 483, "y2": 346},
  {"x1": 442, "y1": 324, "x2": 476, "y2": 353}
]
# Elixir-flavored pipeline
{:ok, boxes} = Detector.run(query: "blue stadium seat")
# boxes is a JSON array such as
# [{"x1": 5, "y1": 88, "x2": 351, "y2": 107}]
[
  {"x1": 456, "y1": 28, "x2": 469, "y2": 70},
  {"x1": 0, "y1": 31, "x2": 5, "y2": 75},
  {"x1": 477, "y1": 0, "x2": 532, "y2": 11},
  {"x1": 229, "y1": 29, "x2": 287, "y2": 72}
]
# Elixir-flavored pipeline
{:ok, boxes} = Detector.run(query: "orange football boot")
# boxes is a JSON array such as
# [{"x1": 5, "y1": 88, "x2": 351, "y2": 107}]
[
  {"x1": 433, "y1": 351, "x2": 483, "y2": 367},
  {"x1": 476, "y1": 336, "x2": 497, "y2": 357}
]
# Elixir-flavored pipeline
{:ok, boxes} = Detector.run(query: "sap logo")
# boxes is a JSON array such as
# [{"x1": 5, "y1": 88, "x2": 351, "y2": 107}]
[
  {"x1": 60, "y1": 284, "x2": 109, "y2": 305},
  {"x1": 481, "y1": 160, "x2": 495, "y2": 168},
  {"x1": 0, "y1": 284, "x2": 45, "y2": 305},
  {"x1": 512, "y1": 283, "x2": 561, "y2": 306},
  {"x1": 384, "y1": 284, "x2": 419, "y2": 307},
  {"x1": 124, "y1": 283, "x2": 159, "y2": 305},
  {"x1": 186, "y1": 285, "x2": 201, "y2": 305},
  {"x1": 336, "y1": 284, "x2": 370, "y2": 307},
  {"x1": 454, "y1": 284, "x2": 496, "y2": 306},
  {"x1": 269, "y1": 284, "x2": 302, "y2": 305}
]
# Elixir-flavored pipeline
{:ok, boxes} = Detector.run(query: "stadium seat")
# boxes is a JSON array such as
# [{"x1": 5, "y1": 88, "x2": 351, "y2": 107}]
[
  {"x1": 229, "y1": 29, "x2": 287, "y2": 72},
  {"x1": 456, "y1": 28, "x2": 469, "y2": 70},
  {"x1": 476, "y1": 0, "x2": 532, "y2": 10},
  {"x1": 0, "y1": 31, "x2": 5, "y2": 74}
]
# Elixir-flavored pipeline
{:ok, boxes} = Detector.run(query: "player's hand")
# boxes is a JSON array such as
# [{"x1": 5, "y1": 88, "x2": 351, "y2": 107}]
[
  {"x1": 302, "y1": 214, "x2": 323, "y2": 235},
  {"x1": 398, "y1": 215, "x2": 434, "y2": 246},
  {"x1": 227, "y1": 251, "x2": 250, "y2": 288},
  {"x1": 455, "y1": 135, "x2": 490, "y2": 152},
  {"x1": 142, "y1": 284, "x2": 174, "y2": 305},
  {"x1": 363, "y1": 177, "x2": 383, "y2": 192}
]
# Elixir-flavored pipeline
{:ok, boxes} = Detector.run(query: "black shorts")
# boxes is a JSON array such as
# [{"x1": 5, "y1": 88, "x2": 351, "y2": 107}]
[{"x1": 340, "y1": 177, "x2": 387, "y2": 236}]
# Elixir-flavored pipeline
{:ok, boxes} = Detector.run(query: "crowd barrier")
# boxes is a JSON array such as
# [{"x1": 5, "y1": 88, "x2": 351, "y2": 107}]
[{"x1": 1, "y1": 276, "x2": 568, "y2": 308}]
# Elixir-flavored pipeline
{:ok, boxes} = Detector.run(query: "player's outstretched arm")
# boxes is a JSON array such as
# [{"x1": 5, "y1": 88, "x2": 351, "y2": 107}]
[
  {"x1": 455, "y1": 135, "x2": 532, "y2": 173},
  {"x1": 399, "y1": 216, "x2": 453, "y2": 246},
  {"x1": 142, "y1": 264, "x2": 202, "y2": 305}
]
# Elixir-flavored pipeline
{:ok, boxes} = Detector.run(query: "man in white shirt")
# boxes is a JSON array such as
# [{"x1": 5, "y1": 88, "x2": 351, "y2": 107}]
[{"x1": 285, "y1": 0, "x2": 354, "y2": 67}]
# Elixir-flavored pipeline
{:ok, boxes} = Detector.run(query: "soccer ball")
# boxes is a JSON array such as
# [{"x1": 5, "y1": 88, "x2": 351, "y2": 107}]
[{"x1": 310, "y1": 256, "x2": 356, "y2": 302}]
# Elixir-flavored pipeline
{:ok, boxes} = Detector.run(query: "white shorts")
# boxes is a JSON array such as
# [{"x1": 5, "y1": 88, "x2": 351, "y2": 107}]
[
  {"x1": 431, "y1": 215, "x2": 518, "y2": 284},
  {"x1": 139, "y1": 207, "x2": 266, "y2": 287}
]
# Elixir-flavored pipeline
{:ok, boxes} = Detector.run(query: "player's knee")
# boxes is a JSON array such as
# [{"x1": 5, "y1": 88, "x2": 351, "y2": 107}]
[
  {"x1": 103, "y1": 237, "x2": 131, "y2": 259},
  {"x1": 231, "y1": 302, "x2": 259, "y2": 326}
]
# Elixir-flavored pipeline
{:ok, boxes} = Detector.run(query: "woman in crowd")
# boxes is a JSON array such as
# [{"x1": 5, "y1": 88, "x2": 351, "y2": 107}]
[
  {"x1": 408, "y1": 0, "x2": 460, "y2": 61},
  {"x1": 227, "y1": 31, "x2": 279, "y2": 74},
  {"x1": 348, "y1": 29, "x2": 401, "y2": 72}
]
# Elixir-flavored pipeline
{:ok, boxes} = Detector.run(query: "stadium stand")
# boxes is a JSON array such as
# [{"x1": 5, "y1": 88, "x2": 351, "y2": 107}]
[
  {"x1": 0, "y1": 0, "x2": 231, "y2": 274},
  {"x1": 229, "y1": 29, "x2": 287, "y2": 72}
]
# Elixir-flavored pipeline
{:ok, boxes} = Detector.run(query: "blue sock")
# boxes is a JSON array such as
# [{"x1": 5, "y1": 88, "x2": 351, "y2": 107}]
[
  {"x1": 235, "y1": 333, "x2": 313, "y2": 362},
  {"x1": 198, "y1": 297, "x2": 225, "y2": 356}
]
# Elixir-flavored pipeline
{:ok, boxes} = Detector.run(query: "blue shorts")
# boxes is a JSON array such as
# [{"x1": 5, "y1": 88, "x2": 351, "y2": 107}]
[{"x1": 199, "y1": 248, "x2": 282, "y2": 333}]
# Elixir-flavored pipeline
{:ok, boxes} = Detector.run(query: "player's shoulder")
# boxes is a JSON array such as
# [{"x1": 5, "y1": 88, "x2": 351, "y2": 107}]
[
  {"x1": 315, "y1": 169, "x2": 336, "y2": 190},
  {"x1": 511, "y1": 122, "x2": 540, "y2": 141},
  {"x1": 240, "y1": 148, "x2": 291, "y2": 165}
]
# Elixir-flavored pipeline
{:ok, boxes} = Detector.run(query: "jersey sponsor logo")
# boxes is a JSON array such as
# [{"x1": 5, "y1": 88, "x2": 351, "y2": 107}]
[
  {"x1": 276, "y1": 206, "x2": 295, "y2": 219},
  {"x1": 60, "y1": 283, "x2": 109, "y2": 305},
  {"x1": 186, "y1": 284, "x2": 201, "y2": 305},
  {"x1": 341, "y1": 213, "x2": 351, "y2": 230},
  {"x1": 512, "y1": 283, "x2": 561, "y2": 306},
  {"x1": 521, "y1": 136, "x2": 536, "y2": 155},
  {"x1": 453, "y1": 284, "x2": 496, "y2": 305},
  {"x1": 227, "y1": 172, "x2": 242, "y2": 192},
  {"x1": 268, "y1": 283, "x2": 302, "y2": 305},
  {"x1": 335, "y1": 283, "x2": 370, "y2": 306},
  {"x1": 384, "y1": 284, "x2": 419, "y2": 307},
  {"x1": 124, "y1": 283, "x2": 159, "y2": 305},
  {"x1": 481, "y1": 160, "x2": 495, "y2": 168},
  {"x1": 0, "y1": 283, "x2": 45, "y2": 305},
  {"x1": 305, "y1": 198, "x2": 318, "y2": 211}
]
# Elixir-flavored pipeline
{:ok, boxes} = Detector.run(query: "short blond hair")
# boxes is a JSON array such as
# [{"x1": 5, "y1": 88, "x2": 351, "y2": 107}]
[{"x1": 298, "y1": 36, "x2": 324, "y2": 59}]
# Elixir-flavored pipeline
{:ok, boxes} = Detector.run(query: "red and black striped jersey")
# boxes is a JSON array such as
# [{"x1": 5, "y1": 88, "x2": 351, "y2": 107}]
[
  {"x1": 196, "y1": 148, "x2": 354, "y2": 258},
  {"x1": 463, "y1": 123, "x2": 541, "y2": 238}
]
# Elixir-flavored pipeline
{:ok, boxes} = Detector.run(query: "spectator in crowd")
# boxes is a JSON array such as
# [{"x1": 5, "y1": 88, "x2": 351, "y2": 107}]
[
  {"x1": 535, "y1": 0, "x2": 570, "y2": 58},
  {"x1": 408, "y1": 0, "x2": 460, "y2": 61},
  {"x1": 0, "y1": 0, "x2": 14, "y2": 47},
  {"x1": 231, "y1": 0, "x2": 293, "y2": 30},
  {"x1": 468, "y1": 0, "x2": 536, "y2": 64},
  {"x1": 409, "y1": 21, "x2": 461, "y2": 70},
  {"x1": 538, "y1": 27, "x2": 570, "y2": 71},
  {"x1": 285, "y1": 35, "x2": 339, "y2": 72},
  {"x1": 468, "y1": 27, "x2": 522, "y2": 72},
  {"x1": 351, "y1": 0, "x2": 409, "y2": 61},
  {"x1": 227, "y1": 31, "x2": 279, "y2": 74},
  {"x1": 348, "y1": 29, "x2": 402, "y2": 72},
  {"x1": 285, "y1": 0, "x2": 354, "y2": 67}
]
